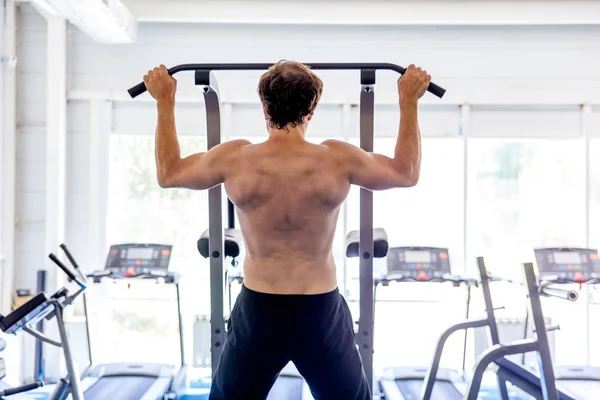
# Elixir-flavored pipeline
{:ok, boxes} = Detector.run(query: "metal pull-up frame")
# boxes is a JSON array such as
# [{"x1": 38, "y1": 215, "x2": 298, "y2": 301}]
[{"x1": 128, "y1": 62, "x2": 445, "y2": 389}]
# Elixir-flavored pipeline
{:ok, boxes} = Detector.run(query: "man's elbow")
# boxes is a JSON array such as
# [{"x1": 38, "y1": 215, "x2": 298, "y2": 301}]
[
  {"x1": 157, "y1": 172, "x2": 174, "y2": 188},
  {"x1": 399, "y1": 172, "x2": 419, "y2": 187},
  {"x1": 393, "y1": 164, "x2": 420, "y2": 188}
]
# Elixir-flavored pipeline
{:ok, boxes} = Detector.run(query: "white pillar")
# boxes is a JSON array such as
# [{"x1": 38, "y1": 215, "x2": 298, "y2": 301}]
[
  {"x1": 88, "y1": 99, "x2": 112, "y2": 269},
  {"x1": 44, "y1": 14, "x2": 67, "y2": 381},
  {"x1": 1, "y1": 0, "x2": 18, "y2": 315},
  {"x1": 44, "y1": 15, "x2": 67, "y2": 289},
  {"x1": 460, "y1": 104, "x2": 470, "y2": 273}
]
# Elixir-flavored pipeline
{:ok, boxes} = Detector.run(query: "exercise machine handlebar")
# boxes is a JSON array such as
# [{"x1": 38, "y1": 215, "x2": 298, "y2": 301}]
[
  {"x1": 60, "y1": 244, "x2": 79, "y2": 272},
  {"x1": 539, "y1": 282, "x2": 579, "y2": 301},
  {"x1": 127, "y1": 62, "x2": 446, "y2": 99},
  {"x1": 48, "y1": 253, "x2": 86, "y2": 289},
  {"x1": 48, "y1": 254, "x2": 77, "y2": 281},
  {"x1": 59, "y1": 244, "x2": 87, "y2": 282},
  {"x1": 0, "y1": 381, "x2": 44, "y2": 397}
]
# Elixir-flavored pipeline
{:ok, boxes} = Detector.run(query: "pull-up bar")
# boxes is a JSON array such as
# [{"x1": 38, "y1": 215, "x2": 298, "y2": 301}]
[{"x1": 127, "y1": 62, "x2": 446, "y2": 99}]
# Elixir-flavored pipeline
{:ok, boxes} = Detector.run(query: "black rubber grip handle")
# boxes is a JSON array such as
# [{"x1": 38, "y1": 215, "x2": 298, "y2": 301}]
[
  {"x1": 48, "y1": 253, "x2": 77, "y2": 281},
  {"x1": 60, "y1": 243, "x2": 81, "y2": 271},
  {"x1": 0, "y1": 381, "x2": 43, "y2": 396},
  {"x1": 127, "y1": 62, "x2": 446, "y2": 99},
  {"x1": 128, "y1": 81, "x2": 147, "y2": 98}
]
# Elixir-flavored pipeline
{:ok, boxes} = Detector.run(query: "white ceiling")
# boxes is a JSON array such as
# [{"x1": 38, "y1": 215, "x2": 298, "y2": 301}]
[{"x1": 120, "y1": 0, "x2": 600, "y2": 26}]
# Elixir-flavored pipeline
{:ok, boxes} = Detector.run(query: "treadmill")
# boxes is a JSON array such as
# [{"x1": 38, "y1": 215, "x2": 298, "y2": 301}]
[
  {"x1": 533, "y1": 247, "x2": 600, "y2": 400},
  {"x1": 464, "y1": 258, "x2": 580, "y2": 400},
  {"x1": 76, "y1": 243, "x2": 184, "y2": 400},
  {"x1": 376, "y1": 246, "x2": 476, "y2": 400}
]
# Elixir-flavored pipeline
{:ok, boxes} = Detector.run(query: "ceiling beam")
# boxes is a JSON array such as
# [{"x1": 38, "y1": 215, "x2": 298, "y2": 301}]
[{"x1": 123, "y1": 0, "x2": 600, "y2": 26}]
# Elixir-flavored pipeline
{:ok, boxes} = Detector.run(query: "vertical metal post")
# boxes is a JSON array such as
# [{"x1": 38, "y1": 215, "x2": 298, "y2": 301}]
[
  {"x1": 522, "y1": 262, "x2": 559, "y2": 400},
  {"x1": 358, "y1": 69, "x2": 375, "y2": 390},
  {"x1": 34, "y1": 270, "x2": 47, "y2": 380},
  {"x1": 477, "y1": 257, "x2": 510, "y2": 400},
  {"x1": 55, "y1": 304, "x2": 84, "y2": 400},
  {"x1": 461, "y1": 285, "x2": 471, "y2": 371},
  {"x1": 227, "y1": 200, "x2": 235, "y2": 229},
  {"x1": 341, "y1": 104, "x2": 352, "y2": 298},
  {"x1": 196, "y1": 70, "x2": 225, "y2": 371},
  {"x1": 176, "y1": 283, "x2": 185, "y2": 366},
  {"x1": 81, "y1": 290, "x2": 93, "y2": 367}
]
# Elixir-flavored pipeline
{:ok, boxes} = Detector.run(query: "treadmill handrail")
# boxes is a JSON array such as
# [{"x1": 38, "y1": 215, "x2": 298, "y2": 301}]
[
  {"x1": 376, "y1": 274, "x2": 478, "y2": 286},
  {"x1": 127, "y1": 62, "x2": 446, "y2": 99}
]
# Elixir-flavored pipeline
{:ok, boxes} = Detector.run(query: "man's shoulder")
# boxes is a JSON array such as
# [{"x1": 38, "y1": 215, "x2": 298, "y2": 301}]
[
  {"x1": 320, "y1": 139, "x2": 359, "y2": 158},
  {"x1": 320, "y1": 139, "x2": 350, "y2": 150},
  {"x1": 225, "y1": 139, "x2": 253, "y2": 148}
]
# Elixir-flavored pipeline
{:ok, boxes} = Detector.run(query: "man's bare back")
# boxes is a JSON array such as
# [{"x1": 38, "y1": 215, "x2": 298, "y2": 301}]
[
  {"x1": 225, "y1": 136, "x2": 349, "y2": 294},
  {"x1": 144, "y1": 61, "x2": 430, "y2": 296}
]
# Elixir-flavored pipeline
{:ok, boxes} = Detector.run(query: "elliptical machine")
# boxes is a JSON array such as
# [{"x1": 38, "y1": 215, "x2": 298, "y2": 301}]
[{"x1": 0, "y1": 244, "x2": 87, "y2": 400}]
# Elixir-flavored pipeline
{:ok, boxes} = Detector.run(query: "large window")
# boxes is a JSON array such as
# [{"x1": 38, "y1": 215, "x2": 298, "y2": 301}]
[
  {"x1": 467, "y1": 139, "x2": 585, "y2": 277},
  {"x1": 346, "y1": 137, "x2": 465, "y2": 370},
  {"x1": 589, "y1": 138, "x2": 600, "y2": 365},
  {"x1": 97, "y1": 103, "x2": 597, "y2": 370},
  {"x1": 467, "y1": 139, "x2": 587, "y2": 366},
  {"x1": 93, "y1": 134, "x2": 209, "y2": 366}
]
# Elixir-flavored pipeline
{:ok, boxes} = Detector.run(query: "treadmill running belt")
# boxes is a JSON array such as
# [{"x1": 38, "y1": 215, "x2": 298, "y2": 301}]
[
  {"x1": 396, "y1": 379, "x2": 462, "y2": 400},
  {"x1": 267, "y1": 376, "x2": 304, "y2": 400},
  {"x1": 557, "y1": 380, "x2": 600, "y2": 400},
  {"x1": 84, "y1": 376, "x2": 156, "y2": 399}
]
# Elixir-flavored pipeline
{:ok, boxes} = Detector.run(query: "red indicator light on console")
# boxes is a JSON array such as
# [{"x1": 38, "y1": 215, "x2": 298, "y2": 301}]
[
  {"x1": 591, "y1": 254, "x2": 598, "y2": 260},
  {"x1": 418, "y1": 271, "x2": 428, "y2": 281},
  {"x1": 126, "y1": 267, "x2": 135, "y2": 277},
  {"x1": 440, "y1": 253, "x2": 448, "y2": 259},
  {"x1": 162, "y1": 250, "x2": 170, "y2": 256}
]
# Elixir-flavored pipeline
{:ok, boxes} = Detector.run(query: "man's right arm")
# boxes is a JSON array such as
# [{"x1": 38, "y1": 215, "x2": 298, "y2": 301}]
[{"x1": 324, "y1": 65, "x2": 430, "y2": 191}]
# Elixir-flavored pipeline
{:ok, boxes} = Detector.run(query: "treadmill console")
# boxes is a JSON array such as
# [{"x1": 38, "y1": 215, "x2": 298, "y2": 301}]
[
  {"x1": 105, "y1": 244, "x2": 172, "y2": 277},
  {"x1": 534, "y1": 248, "x2": 599, "y2": 282},
  {"x1": 386, "y1": 247, "x2": 451, "y2": 281}
]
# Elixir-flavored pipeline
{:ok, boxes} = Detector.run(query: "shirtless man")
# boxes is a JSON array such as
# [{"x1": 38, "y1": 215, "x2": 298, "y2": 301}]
[{"x1": 144, "y1": 61, "x2": 430, "y2": 400}]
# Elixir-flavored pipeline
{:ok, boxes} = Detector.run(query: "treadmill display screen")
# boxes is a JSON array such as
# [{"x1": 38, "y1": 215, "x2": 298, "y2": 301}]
[
  {"x1": 553, "y1": 252, "x2": 581, "y2": 265},
  {"x1": 105, "y1": 244, "x2": 173, "y2": 276},
  {"x1": 386, "y1": 247, "x2": 451, "y2": 281},
  {"x1": 404, "y1": 250, "x2": 432, "y2": 263},
  {"x1": 534, "y1": 248, "x2": 599, "y2": 282},
  {"x1": 127, "y1": 247, "x2": 154, "y2": 260}
]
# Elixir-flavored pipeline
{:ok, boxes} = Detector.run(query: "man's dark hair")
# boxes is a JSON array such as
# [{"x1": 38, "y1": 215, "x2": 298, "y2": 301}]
[{"x1": 258, "y1": 61, "x2": 323, "y2": 130}]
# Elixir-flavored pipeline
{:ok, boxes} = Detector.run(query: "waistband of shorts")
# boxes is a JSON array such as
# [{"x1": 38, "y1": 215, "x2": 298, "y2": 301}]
[{"x1": 240, "y1": 284, "x2": 340, "y2": 302}]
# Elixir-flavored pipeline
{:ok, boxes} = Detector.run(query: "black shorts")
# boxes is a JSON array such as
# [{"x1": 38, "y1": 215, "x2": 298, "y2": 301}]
[{"x1": 209, "y1": 285, "x2": 371, "y2": 400}]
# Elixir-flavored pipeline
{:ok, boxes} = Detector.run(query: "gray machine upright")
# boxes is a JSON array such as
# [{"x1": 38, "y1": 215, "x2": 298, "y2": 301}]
[{"x1": 533, "y1": 247, "x2": 600, "y2": 400}]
